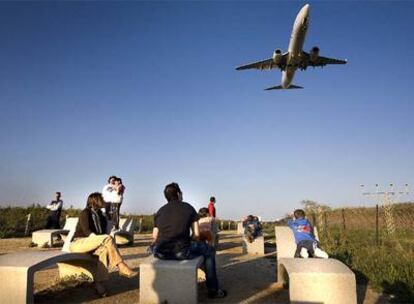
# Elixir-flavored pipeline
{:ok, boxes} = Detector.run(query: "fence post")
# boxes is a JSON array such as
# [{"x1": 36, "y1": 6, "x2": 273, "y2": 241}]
[
  {"x1": 342, "y1": 209, "x2": 346, "y2": 230},
  {"x1": 228, "y1": 221, "x2": 231, "y2": 230},
  {"x1": 25, "y1": 213, "x2": 31, "y2": 236},
  {"x1": 376, "y1": 204, "x2": 379, "y2": 246},
  {"x1": 220, "y1": 221, "x2": 223, "y2": 230},
  {"x1": 138, "y1": 217, "x2": 143, "y2": 233}
]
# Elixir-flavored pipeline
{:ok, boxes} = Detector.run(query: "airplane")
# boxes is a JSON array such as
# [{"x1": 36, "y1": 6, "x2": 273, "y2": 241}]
[{"x1": 236, "y1": 4, "x2": 347, "y2": 90}]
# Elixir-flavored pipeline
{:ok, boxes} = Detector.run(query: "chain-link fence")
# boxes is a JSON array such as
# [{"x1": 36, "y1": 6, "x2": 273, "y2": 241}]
[{"x1": 303, "y1": 203, "x2": 414, "y2": 249}]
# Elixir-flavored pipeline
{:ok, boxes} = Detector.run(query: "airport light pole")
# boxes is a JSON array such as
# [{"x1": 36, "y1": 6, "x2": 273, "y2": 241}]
[{"x1": 360, "y1": 183, "x2": 409, "y2": 237}]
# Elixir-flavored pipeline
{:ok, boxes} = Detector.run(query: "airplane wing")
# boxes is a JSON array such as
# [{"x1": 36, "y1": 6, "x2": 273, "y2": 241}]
[
  {"x1": 236, "y1": 58, "x2": 276, "y2": 71},
  {"x1": 236, "y1": 53, "x2": 288, "y2": 71},
  {"x1": 303, "y1": 52, "x2": 347, "y2": 67}
]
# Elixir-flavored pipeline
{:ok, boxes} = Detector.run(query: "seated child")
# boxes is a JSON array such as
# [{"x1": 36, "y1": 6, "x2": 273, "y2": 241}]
[
  {"x1": 243, "y1": 215, "x2": 262, "y2": 243},
  {"x1": 198, "y1": 207, "x2": 215, "y2": 246},
  {"x1": 287, "y1": 209, "x2": 329, "y2": 259}
]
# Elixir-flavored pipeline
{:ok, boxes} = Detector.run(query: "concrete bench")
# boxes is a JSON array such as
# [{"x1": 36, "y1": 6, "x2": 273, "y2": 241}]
[
  {"x1": 0, "y1": 217, "x2": 98, "y2": 304},
  {"x1": 237, "y1": 222, "x2": 244, "y2": 234},
  {"x1": 110, "y1": 217, "x2": 136, "y2": 246},
  {"x1": 275, "y1": 226, "x2": 356, "y2": 304},
  {"x1": 31, "y1": 218, "x2": 77, "y2": 247},
  {"x1": 242, "y1": 235, "x2": 265, "y2": 255},
  {"x1": 140, "y1": 256, "x2": 204, "y2": 304}
]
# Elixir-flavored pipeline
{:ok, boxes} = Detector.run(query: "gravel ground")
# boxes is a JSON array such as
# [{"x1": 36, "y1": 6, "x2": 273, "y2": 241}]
[{"x1": 0, "y1": 232, "x2": 391, "y2": 303}]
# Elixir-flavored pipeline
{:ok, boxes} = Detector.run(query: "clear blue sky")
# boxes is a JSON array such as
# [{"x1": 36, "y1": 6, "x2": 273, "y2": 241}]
[{"x1": 1, "y1": 1, "x2": 413, "y2": 220}]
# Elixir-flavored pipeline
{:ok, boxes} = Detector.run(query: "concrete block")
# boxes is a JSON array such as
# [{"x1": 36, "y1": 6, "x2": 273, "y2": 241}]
[
  {"x1": 31, "y1": 218, "x2": 77, "y2": 247},
  {"x1": 237, "y1": 222, "x2": 244, "y2": 234},
  {"x1": 111, "y1": 218, "x2": 135, "y2": 246},
  {"x1": 0, "y1": 250, "x2": 96, "y2": 304},
  {"x1": 275, "y1": 226, "x2": 357, "y2": 304},
  {"x1": 140, "y1": 256, "x2": 204, "y2": 304},
  {"x1": 32, "y1": 230, "x2": 54, "y2": 247},
  {"x1": 57, "y1": 259, "x2": 97, "y2": 281},
  {"x1": 278, "y1": 258, "x2": 357, "y2": 304},
  {"x1": 243, "y1": 235, "x2": 265, "y2": 255}
]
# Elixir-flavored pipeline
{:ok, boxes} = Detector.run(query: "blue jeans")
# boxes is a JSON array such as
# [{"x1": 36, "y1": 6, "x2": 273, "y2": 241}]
[
  {"x1": 188, "y1": 242, "x2": 219, "y2": 291},
  {"x1": 152, "y1": 241, "x2": 219, "y2": 291}
]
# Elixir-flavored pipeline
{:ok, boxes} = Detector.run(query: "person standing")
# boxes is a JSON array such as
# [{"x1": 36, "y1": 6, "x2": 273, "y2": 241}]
[
  {"x1": 102, "y1": 176, "x2": 123, "y2": 230},
  {"x1": 45, "y1": 192, "x2": 63, "y2": 229},
  {"x1": 208, "y1": 196, "x2": 216, "y2": 218}
]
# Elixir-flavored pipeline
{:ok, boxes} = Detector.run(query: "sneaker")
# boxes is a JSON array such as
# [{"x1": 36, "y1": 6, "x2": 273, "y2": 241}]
[
  {"x1": 300, "y1": 248, "x2": 309, "y2": 258},
  {"x1": 314, "y1": 247, "x2": 329, "y2": 259},
  {"x1": 208, "y1": 289, "x2": 227, "y2": 299}
]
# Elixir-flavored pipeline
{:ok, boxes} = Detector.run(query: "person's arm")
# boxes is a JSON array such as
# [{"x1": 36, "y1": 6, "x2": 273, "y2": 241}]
[
  {"x1": 102, "y1": 185, "x2": 119, "y2": 202},
  {"x1": 191, "y1": 221, "x2": 200, "y2": 241},
  {"x1": 46, "y1": 201, "x2": 62, "y2": 211},
  {"x1": 152, "y1": 227, "x2": 159, "y2": 244},
  {"x1": 287, "y1": 219, "x2": 295, "y2": 229},
  {"x1": 79, "y1": 210, "x2": 94, "y2": 237}
]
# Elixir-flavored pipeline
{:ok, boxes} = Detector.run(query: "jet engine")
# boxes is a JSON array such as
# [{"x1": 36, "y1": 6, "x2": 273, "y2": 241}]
[
  {"x1": 272, "y1": 49, "x2": 283, "y2": 64},
  {"x1": 310, "y1": 46, "x2": 319, "y2": 61}
]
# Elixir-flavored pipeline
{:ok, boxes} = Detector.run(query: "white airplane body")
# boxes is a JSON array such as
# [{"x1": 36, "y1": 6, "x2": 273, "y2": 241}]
[{"x1": 236, "y1": 4, "x2": 347, "y2": 90}]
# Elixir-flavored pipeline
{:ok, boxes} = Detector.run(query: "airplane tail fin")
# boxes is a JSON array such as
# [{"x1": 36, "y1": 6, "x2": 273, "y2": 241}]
[{"x1": 265, "y1": 84, "x2": 303, "y2": 90}]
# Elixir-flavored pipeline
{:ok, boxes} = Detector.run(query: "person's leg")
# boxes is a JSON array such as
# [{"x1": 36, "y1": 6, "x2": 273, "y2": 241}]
[
  {"x1": 105, "y1": 203, "x2": 112, "y2": 221},
  {"x1": 313, "y1": 242, "x2": 329, "y2": 258},
  {"x1": 112, "y1": 204, "x2": 120, "y2": 230},
  {"x1": 70, "y1": 234, "x2": 136, "y2": 279},
  {"x1": 189, "y1": 242, "x2": 219, "y2": 291},
  {"x1": 302, "y1": 240, "x2": 315, "y2": 257},
  {"x1": 294, "y1": 241, "x2": 304, "y2": 258},
  {"x1": 45, "y1": 215, "x2": 52, "y2": 229}
]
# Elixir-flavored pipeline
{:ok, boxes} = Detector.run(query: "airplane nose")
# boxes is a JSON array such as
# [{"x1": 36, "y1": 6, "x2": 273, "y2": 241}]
[{"x1": 302, "y1": 4, "x2": 310, "y2": 16}]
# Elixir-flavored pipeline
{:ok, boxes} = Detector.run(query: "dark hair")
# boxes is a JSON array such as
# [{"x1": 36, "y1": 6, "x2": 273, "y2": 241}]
[
  {"x1": 294, "y1": 209, "x2": 306, "y2": 219},
  {"x1": 86, "y1": 192, "x2": 104, "y2": 209},
  {"x1": 108, "y1": 176, "x2": 117, "y2": 183},
  {"x1": 198, "y1": 207, "x2": 210, "y2": 218},
  {"x1": 164, "y1": 182, "x2": 182, "y2": 202},
  {"x1": 247, "y1": 215, "x2": 254, "y2": 221},
  {"x1": 56, "y1": 192, "x2": 61, "y2": 196},
  {"x1": 210, "y1": 196, "x2": 215, "y2": 203}
]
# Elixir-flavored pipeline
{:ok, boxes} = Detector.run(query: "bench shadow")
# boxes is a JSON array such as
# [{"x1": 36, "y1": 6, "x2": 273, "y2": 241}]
[
  {"x1": 123, "y1": 252, "x2": 149, "y2": 261},
  {"x1": 381, "y1": 280, "x2": 413, "y2": 303},
  {"x1": 34, "y1": 266, "x2": 140, "y2": 303},
  {"x1": 265, "y1": 242, "x2": 276, "y2": 254},
  {"x1": 217, "y1": 241, "x2": 241, "y2": 251},
  {"x1": 197, "y1": 252, "x2": 286, "y2": 303},
  {"x1": 217, "y1": 234, "x2": 239, "y2": 241}
]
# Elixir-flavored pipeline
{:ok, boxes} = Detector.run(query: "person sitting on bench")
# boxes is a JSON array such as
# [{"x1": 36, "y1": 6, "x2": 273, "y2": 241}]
[
  {"x1": 288, "y1": 209, "x2": 329, "y2": 259},
  {"x1": 243, "y1": 215, "x2": 262, "y2": 243},
  {"x1": 198, "y1": 207, "x2": 215, "y2": 246},
  {"x1": 150, "y1": 182, "x2": 227, "y2": 299},
  {"x1": 70, "y1": 192, "x2": 137, "y2": 297}
]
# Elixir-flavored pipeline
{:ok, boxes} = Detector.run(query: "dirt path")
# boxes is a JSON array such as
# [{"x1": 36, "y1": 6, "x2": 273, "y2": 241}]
[{"x1": 0, "y1": 232, "x2": 389, "y2": 303}]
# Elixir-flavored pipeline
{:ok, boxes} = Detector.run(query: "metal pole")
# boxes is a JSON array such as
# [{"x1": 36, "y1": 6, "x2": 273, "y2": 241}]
[
  {"x1": 376, "y1": 204, "x2": 379, "y2": 246},
  {"x1": 342, "y1": 209, "x2": 346, "y2": 230},
  {"x1": 25, "y1": 213, "x2": 31, "y2": 236},
  {"x1": 138, "y1": 218, "x2": 143, "y2": 233}
]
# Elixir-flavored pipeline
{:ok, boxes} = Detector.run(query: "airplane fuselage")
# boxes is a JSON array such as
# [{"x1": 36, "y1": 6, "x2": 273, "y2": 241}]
[{"x1": 282, "y1": 4, "x2": 310, "y2": 88}]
